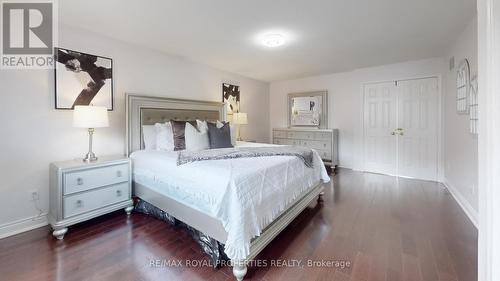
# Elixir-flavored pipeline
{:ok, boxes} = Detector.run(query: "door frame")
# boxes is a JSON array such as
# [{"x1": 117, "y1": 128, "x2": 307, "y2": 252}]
[
  {"x1": 478, "y1": 0, "x2": 500, "y2": 280},
  {"x1": 360, "y1": 75, "x2": 443, "y2": 182}
]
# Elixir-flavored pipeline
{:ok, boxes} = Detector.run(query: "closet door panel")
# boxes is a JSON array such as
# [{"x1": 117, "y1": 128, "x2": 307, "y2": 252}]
[
  {"x1": 397, "y1": 78, "x2": 438, "y2": 181},
  {"x1": 363, "y1": 82, "x2": 398, "y2": 175}
]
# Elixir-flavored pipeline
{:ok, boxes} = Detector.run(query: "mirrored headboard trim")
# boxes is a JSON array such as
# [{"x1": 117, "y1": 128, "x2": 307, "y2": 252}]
[
  {"x1": 126, "y1": 94, "x2": 226, "y2": 155},
  {"x1": 287, "y1": 90, "x2": 328, "y2": 129}
]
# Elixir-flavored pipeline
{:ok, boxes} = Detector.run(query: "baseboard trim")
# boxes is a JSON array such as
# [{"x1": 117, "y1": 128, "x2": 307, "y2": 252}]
[
  {"x1": 442, "y1": 180, "x2": 478, "y2": 228},
  {"x1": 0, "y1": 214, "x2": 48, "y2": 239}
]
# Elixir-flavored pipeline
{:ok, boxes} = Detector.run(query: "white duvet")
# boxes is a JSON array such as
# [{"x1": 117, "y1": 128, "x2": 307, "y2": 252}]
[{"x1": 130, "y1": 142, "x2": 330, "y2": 260}]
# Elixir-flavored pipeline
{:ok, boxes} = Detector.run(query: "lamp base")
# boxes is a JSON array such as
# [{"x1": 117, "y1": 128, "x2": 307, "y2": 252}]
[{"x1": 83, "y1": 152, "x2": 98, "y2": 163}]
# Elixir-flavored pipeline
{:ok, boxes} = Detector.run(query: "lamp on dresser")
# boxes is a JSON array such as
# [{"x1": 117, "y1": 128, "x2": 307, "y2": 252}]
[
  {"x1": 73, "y1": 105, "x2": 109, "y2": 162},
  {"x1": 232, "y1": 112, "x2": 248, "y2": 141}
]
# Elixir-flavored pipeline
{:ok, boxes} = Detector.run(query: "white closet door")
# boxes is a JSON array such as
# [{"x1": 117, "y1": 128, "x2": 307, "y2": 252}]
[
  {"x1": 397, "y1": 78, "x2": 438, "y2": 181},
  {"x1": 363, "y1": 82, "x2": 398, "y2": 175}
]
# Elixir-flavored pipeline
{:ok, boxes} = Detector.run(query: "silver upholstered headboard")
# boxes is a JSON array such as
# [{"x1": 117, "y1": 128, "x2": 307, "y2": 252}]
[{"x1": 126, "y1": 94, "x2": 226, "y2": 154}]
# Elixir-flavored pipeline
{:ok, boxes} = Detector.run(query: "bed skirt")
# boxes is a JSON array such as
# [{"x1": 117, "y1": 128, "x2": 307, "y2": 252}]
[{"x1": 134, "y1": 198, "x2": 228, "y2": 267}]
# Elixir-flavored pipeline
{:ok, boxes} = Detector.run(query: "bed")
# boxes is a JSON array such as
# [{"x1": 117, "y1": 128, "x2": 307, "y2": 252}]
[{"x1": 126, "y1": 94, "x2": 330, "y2": 280}]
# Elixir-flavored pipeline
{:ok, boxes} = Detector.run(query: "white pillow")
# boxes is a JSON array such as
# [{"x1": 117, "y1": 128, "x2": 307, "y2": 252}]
[
  {"x1": 142, "y1": 125, "x2": 157, "y2": 150},
  {"x1": 196, "y1": 120, "x2": 209, "y2": 133},
  {"x1": 185, "y1": 122, "x2": 210, "y2": 151},
  {"x1": 155, "y1": 122, "x2": 175, "y2": 151},
  {"x1": 216, "y1": 120, "x2": 236, "y2": 145}
]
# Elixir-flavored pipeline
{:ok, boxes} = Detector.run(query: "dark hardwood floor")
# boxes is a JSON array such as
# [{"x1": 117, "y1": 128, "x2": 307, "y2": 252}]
[{"x1": 0, "y1": 169, "x2": 477, "y2": 281}]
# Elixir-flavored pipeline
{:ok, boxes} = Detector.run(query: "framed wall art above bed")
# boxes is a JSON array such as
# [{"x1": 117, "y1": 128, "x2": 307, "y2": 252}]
[
  {"x1": 222, "y1": 83, "x2": 240, "y2": 119},
  {"x1": 54, "y1": 47, "x2": 113, "y2": 110}
]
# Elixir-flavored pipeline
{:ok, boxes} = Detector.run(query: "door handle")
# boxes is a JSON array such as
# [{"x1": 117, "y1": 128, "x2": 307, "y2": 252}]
[{"x1": 392, "y1": 128, "x2": 404, "y2": 136}]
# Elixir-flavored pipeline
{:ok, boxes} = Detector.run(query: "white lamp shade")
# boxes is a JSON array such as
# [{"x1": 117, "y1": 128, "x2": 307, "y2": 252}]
[
  {"x1": 73, "y1": 106, "x2": 109, "y2": 128},
  {"x1": 232, "y1": 112, "x2": 248, "y2": 125}
]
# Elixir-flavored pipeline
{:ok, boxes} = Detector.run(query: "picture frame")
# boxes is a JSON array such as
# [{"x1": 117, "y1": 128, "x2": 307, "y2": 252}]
[
  {"x1": 222, "y1": 83, "x2": 240, "y2": 118},
  {"x1": 288, "y1": 91, "x2": 328, "y2": 129},
  {"x1": 54, "y1": 47, "x2": 113, "y2": 110}
]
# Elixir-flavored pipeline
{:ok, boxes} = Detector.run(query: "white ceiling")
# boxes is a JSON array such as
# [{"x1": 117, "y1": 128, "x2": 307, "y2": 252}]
[{"x1": 59, "y1": 0, "x2": 476, "y2": 82}]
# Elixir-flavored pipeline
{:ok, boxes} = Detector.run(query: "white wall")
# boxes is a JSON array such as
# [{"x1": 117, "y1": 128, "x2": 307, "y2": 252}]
[
  {"x1": 443, "y1": 17, "x2": 478, "y2": 220},
  {"x1": 270, "y1": 57, "x2": 445, "y2": 170},
  {"x1": 0, "y1": 25, "x2": 269, "y2": 237}
]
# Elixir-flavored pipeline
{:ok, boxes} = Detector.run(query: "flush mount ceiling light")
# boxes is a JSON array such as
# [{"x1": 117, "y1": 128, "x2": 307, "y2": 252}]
[{"x1": 262, "y1": 34, "x2": 285, "y2": 47}]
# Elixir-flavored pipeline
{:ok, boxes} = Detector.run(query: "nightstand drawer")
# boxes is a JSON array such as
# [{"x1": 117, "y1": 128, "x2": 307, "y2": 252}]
[
  {"x1": 64, "y1": 163, "x2": 129, "y2": 195},
  {"x1": 63, "y1": 182, "x2": 130, "y2": 218}
]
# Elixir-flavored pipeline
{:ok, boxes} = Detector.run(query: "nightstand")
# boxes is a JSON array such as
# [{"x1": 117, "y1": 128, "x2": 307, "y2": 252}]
[{"x1": 49, "y1": 155, "x2": 133, "y2": 240}]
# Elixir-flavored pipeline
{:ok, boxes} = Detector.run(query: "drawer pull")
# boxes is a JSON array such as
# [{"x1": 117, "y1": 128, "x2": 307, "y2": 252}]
[
  {"x1": 76, "y1": 200, "x2": 83, "y2": 207},
  {"x1": 77, "y1": 178, "x2": 83, "y2": 185},
  {"x1": 116, "y1": 190, "x2": 122, "y2": 197},
  {"x1": 116, "y1": 170, "x2": 122, "y2": 177}
]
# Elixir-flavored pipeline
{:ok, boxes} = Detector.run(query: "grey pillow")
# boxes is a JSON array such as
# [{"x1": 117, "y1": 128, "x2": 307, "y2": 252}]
[
  {"x1": 207, "y1": 122, "x2": 233, "y2": 149},
  {"x1": 171, "y1": 120, "x2": 197, "y2": 151}
]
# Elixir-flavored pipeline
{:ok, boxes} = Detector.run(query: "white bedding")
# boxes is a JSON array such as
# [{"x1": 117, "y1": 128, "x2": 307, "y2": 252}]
[{"x1": 130, "y1": 141, "x2": 330, "y2": 260}]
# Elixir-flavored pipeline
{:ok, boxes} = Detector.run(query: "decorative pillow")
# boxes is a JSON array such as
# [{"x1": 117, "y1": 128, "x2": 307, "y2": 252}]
[
  {"x1": 185, "y1": 122, "x2": 210, "y2": 151},
  {"x1": 196, "y1": 119, "x2": 209, "y2": 133},
  {"x1": 155, "y1": 122, "x2": 174, "y2": 151},
  {"x1": 216, "y1": 120, "x2": 237, "y2": 145},
  {"x1": 170, "y1": 120, "x2": 197, "y2": 151},
  {"x1": 142, "y1": 125, "x2": 157, "y2": 150},
  {"x1": 207, "y1": 122, "x2": 233, "y2": 149}
]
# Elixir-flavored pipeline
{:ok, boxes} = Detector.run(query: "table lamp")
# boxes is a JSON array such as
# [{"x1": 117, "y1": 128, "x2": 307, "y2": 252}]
[
  {"x1": 232, "y1": 112, "x2": 248, "y2": 141},
  {"x1": 73, "y1": 105, "x2": 109, "y2": 162}
]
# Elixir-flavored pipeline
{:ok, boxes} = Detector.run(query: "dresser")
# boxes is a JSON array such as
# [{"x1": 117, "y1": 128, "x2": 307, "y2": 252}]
[
  {"x1": 49, "y1": 155, "x2": 133, "y2": 239},
  {"x1": 273, "y1": 128, "x2": 339, "y2": 167}
]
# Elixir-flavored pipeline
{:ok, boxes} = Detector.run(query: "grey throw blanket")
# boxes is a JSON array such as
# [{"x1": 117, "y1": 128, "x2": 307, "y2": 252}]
[{"x1": 177, "y1": 146, "x2": 314, "y2": 167}]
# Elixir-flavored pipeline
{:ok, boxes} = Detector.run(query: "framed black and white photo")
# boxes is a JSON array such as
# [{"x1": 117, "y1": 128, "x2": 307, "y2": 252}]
[
  {"x1": 55, "y1": 48, "x2": 113, "y2": 110},
  {"x1": 222, "y1": 83, "x2": 240, "y2": 118}
]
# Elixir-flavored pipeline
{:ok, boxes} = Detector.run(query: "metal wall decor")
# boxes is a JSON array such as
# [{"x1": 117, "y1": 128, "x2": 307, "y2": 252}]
[
  {"x1": 456, "y1": 59, "x2": 470, "y2": 114},
  {"x1": 469, "y1": 74, "x2": 478, "y2": 135}
]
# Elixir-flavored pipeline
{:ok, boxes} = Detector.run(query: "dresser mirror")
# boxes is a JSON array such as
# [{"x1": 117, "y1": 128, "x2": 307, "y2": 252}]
[{"x1": 288, "y1": 91, "x2": 328, "y2": 129}]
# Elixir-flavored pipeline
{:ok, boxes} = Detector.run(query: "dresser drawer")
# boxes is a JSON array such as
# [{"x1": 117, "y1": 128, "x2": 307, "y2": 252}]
[
  {"x1": 315, "y1": 131, "x2": 332, "y2": 140},
  {"x1": 64, "y1": 163, "x2": 129, "y2": 195},
  {"x1": 317, "y1": 150, "x2": 332, "y2": 161},
  {"x1": 287, "y1": 131, "x2": 315, "y2": 140},
  {"x1": 273, "y1": 130, "x2": 287, "y2": 138},
  {"x1": 287, "y1": 139, "x2": 301, "y2": 146},
  {"x1": 301, "y1": 140, "x2": 331, "y2": 150},
  {"x1": 63, "y1": 182, "x2": 130, "y2": 218},
  {"x1": 273, "y1": 138, "x2": 301, "y2": 146},
  {"x1": 273, "y1": 138, "x2": 286, "y2": 145}
]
